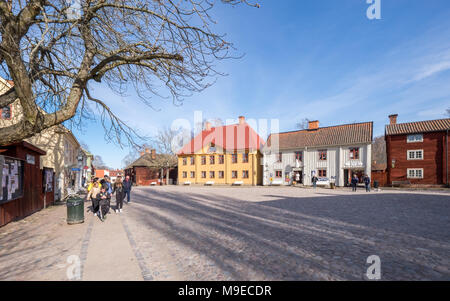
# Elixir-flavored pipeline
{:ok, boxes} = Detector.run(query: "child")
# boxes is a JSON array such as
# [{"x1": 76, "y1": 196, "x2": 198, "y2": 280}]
[{"x1": 95, "y1": 187, "x2": 111, "y2": 222}]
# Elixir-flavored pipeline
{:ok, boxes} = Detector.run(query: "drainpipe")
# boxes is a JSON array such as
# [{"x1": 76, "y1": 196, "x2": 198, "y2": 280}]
[{"x1": 446, "y1": 129, "x2": 449, "y2": 187}]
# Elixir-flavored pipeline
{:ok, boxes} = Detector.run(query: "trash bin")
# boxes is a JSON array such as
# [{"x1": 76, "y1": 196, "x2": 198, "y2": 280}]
[
  {"x1": 374, "y1": 181, "x2": 379, "y2": 189},
  {"x1": 330, "y1": 182, "x2": 336, "y2": 189},
  {"x1": 67, "y1": 197, "x2": 84, "y2": 225}
]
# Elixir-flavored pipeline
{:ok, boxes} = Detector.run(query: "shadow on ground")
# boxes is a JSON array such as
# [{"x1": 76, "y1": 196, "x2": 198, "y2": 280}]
[{"x1": 129, "y1": 188, "x2": 450, "y2": 280}]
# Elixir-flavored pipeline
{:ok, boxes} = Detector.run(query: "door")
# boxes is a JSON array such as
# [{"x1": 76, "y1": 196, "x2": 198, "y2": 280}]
[{"x1": 344, "y1": 169, "x2": 349, "y2": 187}]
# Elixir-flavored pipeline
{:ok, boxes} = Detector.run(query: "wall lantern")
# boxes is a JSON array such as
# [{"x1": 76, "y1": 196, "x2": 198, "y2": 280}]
[{"x1": 391, "y1": 159, "x2": 396, "y2": 169}]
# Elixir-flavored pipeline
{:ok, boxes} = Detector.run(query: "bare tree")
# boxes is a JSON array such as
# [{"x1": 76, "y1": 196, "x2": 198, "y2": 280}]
[
  {"x1": 0, "y1": 0, "x2": 258, "y2": 146},
  {"x1": 93, "y1": 154, "x2": 109, "y2": 169},
  {"x1": 121, "y1": 142, "x2": 153, "y2": 168},
  {"x1": 372, "y1": 135, "x2": 386, "y2": 165},
  {"x1": 154, "y1": 126, "x2": 178, "y2": 184},
  {"x1": 296, "y1": 118, "x2": 310, "y2": 130}
]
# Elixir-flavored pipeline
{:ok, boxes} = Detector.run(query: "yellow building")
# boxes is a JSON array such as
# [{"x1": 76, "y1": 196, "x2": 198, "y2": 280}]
[{"x1": 177, "y1": 116, "x2": 264, "y2": 186}]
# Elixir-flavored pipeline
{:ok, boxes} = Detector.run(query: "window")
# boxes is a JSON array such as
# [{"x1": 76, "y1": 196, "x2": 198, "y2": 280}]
[
  {"x1": 182, "y1": 172, "x2": 187, "y2": 178},
  {"x1": 190, "y1": 157, "x2": 195, "y2": 165},
  {"x1": 218, "y1": 171, "x2": 224, "y2": 178},
  {"x1": 201, "y1": 171, "x2": 206, "y2": 178},
  {"x1": 190, "y1": 171, "x2": 195, "y2": 178},
  {"x1": 275, "y1": 170, "x2": 282, "y2": 178},
  {"x1": 0, "y1": 105, "x2": 11, "y2": 120},
  {"x1": 201, "y1": 156, "x2": 206, "y2": 165},
  {"x1": 277, "y1": 152, "x2": 282, "y2": 163},
  {"x1": 242, "y1": 170, "x2": 249, "y2": 178},
  {"x1": 210, "y1": 155, "x2": 215, "y2": 164},
  {"x1": 183, "y1": 158, "x2": 187, "y2": 165},
  {"x1": 232, "y1": 171, "x2": 238, "y2": 179},
  {"x1": 295, "y1": 151, "x2": 303, "y2": 161},
  {"x1": 318, "y1": 169, "x2": 327, "y2": 177},
  {"x1": 231, "y1": 153, "x2": 238, "y2": 163},
  {"x1": 349, "y1": 148, "x2": 360, "y2": 160},
  {"x1": 319, "y1": 150, "x2": 327, "y2": 161},
  {"x1": 218, "y1": 155, "x2": 225, "y2": 164},
  {"x1": 407, "y1": 168, "x2": 423, "y2": 179},
  {"x1": 407, "y1": 150, "x2": 423, "y2": 160},
  {"x1": 407, "y1": 134, "x2": 423, "y2": 143},
  {"x1": 242, "y1": 153, "x2": 249, "y2": 163},
  {"x1": 210, "y1": 171, "x2": 215, "y2": 178}
]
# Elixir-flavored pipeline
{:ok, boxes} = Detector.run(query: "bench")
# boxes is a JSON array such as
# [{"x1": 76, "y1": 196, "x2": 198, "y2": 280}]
[
  {"x1": 232, "y1": 181, "x2": 243, "y2": 186},
  {"x1": 205, "y1": 181, "x2": 215, "y2": 186},
  {"x1": 271, "y1": 180, "x2": 283, "y2": 186},
  {"x1": 392, "y1": 180, "x2": 411, "y2": 187},
  {"x1": 183, "y1": 181, "x2": 191, "y2": 185}
]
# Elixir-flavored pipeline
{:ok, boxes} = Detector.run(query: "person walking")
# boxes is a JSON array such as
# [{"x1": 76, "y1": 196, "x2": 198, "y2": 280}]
[
  {"x1": 312, "y1": 175, "x2": 318, "y2": 189},
  {"x1": 123, "y1": 175, "x2": 132, "y2": 204},
  {"x1": 363, "y1": 174, "x2": 371, "y2": 192},
  {"x1": 351, "y1": 174, "x2": 359, "y2": 192},
  {"x1": 87, "y1": 180, "x2": 101, "y2": 216},
  {"x1": 96, "y1": 186, "x2": 111, "y2": 222},
  {"x1": 113, "y1": 176, "x2": 125, "y2": 213}
]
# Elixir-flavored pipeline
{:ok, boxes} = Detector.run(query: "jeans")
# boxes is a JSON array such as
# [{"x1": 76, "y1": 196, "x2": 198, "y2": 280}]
[
  {"x1": 352, "y1": 184, "x2": 357, "y2": 191},
  {"x1": 313, "y1": 182, "x2": 317, "y2": 189},
  {"x1": 125, "y1": 190, "x2": 131, "y2": 203},
  {"x1": 365, "y1": 184, "x2": 371, "y2": 192}
]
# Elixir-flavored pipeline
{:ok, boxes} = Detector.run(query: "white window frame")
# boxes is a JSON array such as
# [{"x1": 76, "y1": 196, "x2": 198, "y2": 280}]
[
  {"x1": 407, "y1": 149, "x2": 424, "y2": 160},
  {"x1": 407, "y1": 168, "x2": 424, "y2": 179},
  {"x1": 407, "y1": 134, "x2": 423, "y2": 143}
]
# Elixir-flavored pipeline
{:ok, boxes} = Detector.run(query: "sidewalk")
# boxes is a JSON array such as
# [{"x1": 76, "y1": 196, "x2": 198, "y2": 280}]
[{"x1": 0, "y1": 200, "x2": 146, "y2": 281}]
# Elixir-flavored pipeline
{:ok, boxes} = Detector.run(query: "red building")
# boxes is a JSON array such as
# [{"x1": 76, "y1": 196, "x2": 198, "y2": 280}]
[
  {"x1": 385, "y1": 115, "x2": 450, "y2": 187},
  {"x1": 124, "y1": 149, "x2": 177, "y2": 186}
]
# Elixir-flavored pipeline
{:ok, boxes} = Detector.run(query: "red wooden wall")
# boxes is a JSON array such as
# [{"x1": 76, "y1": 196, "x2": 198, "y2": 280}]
[
  {"x1": 386, "y1": 131, "x2": 449, "y2": 185},
  {"x1": 0, "y1": 142, "x2": 54, "y2": 227}
]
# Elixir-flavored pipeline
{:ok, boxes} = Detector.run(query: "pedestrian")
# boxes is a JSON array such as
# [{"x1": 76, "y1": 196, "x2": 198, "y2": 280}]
[
  {"x1": 87, "y1": 180, "x2": 101, "y2": 216},
  {"x1": 351, "y1": 174, "x2": 359, "y2": 192},
  {"x1": 87, "y1": 177, "x2": 101, "y2": 192},
  {"x1": 363, "y1": 174, "x2": 371, "y2": 192},
  {"x1": 312, "y1": 175, "x2": 318, "y2": 189},
  {"x1": 95, "y1": 186, "x2": 111, "y2": 222},
  {"x1": 123, "y1": 175, "x2": 133, "y2": 203},
  {"x1": 113, "y1": 176, "x2": 125, "y2": 213}
]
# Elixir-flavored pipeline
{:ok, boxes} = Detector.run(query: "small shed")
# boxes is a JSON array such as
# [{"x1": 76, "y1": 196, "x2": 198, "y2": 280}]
[
  {"x1": 125, "y1": 149, "x2": 177, "y2": 186},
  {"x1": 0, "y1": 141, "x2": 51, "y2": 227}
]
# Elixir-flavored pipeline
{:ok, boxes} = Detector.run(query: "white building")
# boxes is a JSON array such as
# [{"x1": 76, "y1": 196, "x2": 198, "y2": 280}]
[{"x1": 262, "y1": 120, "x2": 373, "y2": 187}]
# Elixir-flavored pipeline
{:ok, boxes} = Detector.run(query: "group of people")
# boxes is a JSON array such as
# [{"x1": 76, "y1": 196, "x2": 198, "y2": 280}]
[
  {"x1": 86, "y1": 175, "x2": 133, "y2": 221},
  {"x1": 310, "y1": 173, "x2": 371, "y2": 192}
]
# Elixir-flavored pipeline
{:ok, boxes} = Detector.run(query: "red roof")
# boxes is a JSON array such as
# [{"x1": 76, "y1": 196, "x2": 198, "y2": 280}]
[
  {"x1": 385, "y1": 118, "x2": 450, "y2": 136},
  {"x1": 178, "y1": 122, "x2": 265, "y2": 155},
  {"x1": 266, "y1": 122, "x2": 373, "y2": 149}
]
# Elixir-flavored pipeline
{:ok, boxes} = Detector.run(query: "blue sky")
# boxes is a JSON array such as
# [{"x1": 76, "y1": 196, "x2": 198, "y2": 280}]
[{"x1": 72, "y1": 0, "x2": 450, "y2": 169}]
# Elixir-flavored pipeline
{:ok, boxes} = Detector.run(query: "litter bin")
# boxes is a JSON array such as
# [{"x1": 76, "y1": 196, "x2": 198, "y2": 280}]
[
  {"x1": 67, "y1": 197, "x2": 84, "y2": 225},
  {"x1": 374, "y1": 181, "x2": 379, "y2": 189},
  {"x1": 330, "y1": 182, "x2": 336, "y2": 189}
]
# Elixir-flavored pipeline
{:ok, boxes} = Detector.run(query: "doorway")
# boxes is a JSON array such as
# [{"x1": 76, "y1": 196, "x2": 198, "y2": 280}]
[{"x1": 294, "y1": 171, "x2": 303, "y2": 184}]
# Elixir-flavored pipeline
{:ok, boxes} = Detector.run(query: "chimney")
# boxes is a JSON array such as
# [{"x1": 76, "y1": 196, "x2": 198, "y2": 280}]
[
  {"x1": 140, "y1": 151, "x2": 145, "y2": 157},
  {"x1": 205, "y1": 121, "x2": 212, "y2": 131},
  {"x1": 238, "y1": 116, "x2": 245, "y2": 125},
  {"x1": 151, "y1": 149, "x2": 156, "y2": 159},
  {"x1": 308, "y1": 120, "x2": 319, "y2": 130},
  {"x1": 389, "y1": 114, "x2": 398, "y2": 125},
  {"x1": 145, "y1": 148, "x2": 150, "y2": 153}
]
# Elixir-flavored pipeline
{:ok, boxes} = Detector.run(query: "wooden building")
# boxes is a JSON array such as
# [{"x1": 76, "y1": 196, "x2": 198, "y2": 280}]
[
  {"x1": 262, "y1": 120, "x2": 373, "y2": 187},
  {"x1": 177, "y1": 116, "x2": 265, "y2": 186},
  {"x1": 0, "y1": 141, "x2": 54, "y2": 227},
  {"x1": 385, "y1": 115, "x2": 450, "y2": 186},
  {"x1": 125, "y1": 149, "x2": 177, "y2": 186}
]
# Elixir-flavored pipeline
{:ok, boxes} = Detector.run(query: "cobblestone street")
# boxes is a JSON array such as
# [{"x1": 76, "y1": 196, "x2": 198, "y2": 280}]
[{"x1": 0, "y1": 186, "x2": 449, "y2": 280}]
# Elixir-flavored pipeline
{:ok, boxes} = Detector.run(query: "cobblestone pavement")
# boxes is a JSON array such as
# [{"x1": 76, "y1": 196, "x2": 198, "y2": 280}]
[
  {"x1": 0, "y1": 186, "x2": 449, "y2": 280},
  {"x1": 124, "y1": 186, "x2": 450, "y2": 281}
]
